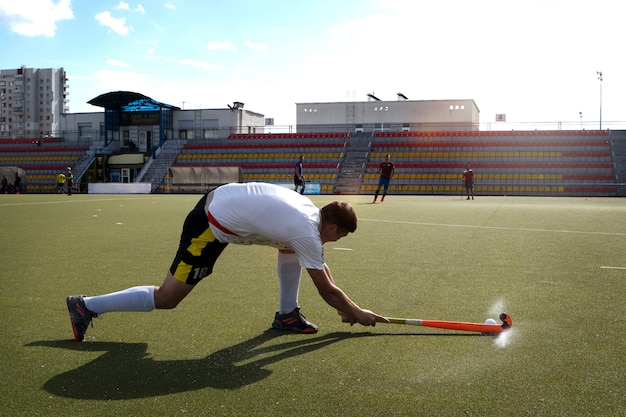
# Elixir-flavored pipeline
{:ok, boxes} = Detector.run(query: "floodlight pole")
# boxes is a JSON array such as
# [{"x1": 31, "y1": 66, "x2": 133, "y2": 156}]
[
  {"x1": 597, "y1": 71, "x2": 603, "y2": 130},
  {"x1": 579, "y1": 112, "x2": 582, "y2": 130}
]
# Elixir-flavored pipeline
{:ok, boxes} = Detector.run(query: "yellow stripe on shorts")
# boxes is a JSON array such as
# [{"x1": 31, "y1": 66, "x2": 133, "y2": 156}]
[{"x1": 187, "y1": 225, "x2": 217, "y2": 256}]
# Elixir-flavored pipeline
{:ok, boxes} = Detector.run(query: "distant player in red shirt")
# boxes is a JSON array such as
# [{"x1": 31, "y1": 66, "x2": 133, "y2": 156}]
[
  {"x1": 462, "y1": 166, "x2": 474, "y2": 200},
  {"x1": 373, "y1": 154, "x2": 395, "y2": 203}
]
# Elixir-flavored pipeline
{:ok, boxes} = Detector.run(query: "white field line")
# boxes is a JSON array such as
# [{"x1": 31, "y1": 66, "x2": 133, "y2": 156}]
[
  {"x1": 3, "y1": 200, "x2": 624, "y2": 238},
  {"x1": 600, "y1": 266, "x2": 626, "y2": 270},
  {"x1": 361, "y1": 218, "x2": 626, "y2": 237},
  {"x1": 0, "y1": 196, "x2": 176, "y2": 207}
]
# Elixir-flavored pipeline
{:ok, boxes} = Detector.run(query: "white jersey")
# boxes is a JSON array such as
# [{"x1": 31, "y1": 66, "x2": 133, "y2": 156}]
[{"x1": 206, "y1": 182, "x2": 324, "y2": 270}]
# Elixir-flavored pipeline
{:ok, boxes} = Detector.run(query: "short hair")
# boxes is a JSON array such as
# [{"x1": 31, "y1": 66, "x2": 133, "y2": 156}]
[{"x1": 320, "y1": 201, "x2": 357, "y2": 233}]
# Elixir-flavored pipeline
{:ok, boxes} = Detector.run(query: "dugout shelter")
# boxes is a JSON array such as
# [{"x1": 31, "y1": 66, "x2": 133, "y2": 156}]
[{"x1": 166, "y1": 166, "x2": 243, "y2": 193}]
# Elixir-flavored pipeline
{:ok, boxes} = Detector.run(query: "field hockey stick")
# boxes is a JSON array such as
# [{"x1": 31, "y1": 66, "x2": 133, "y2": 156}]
[{"x1": 387, "y1": 313, "x2": 512, "y2": 334}]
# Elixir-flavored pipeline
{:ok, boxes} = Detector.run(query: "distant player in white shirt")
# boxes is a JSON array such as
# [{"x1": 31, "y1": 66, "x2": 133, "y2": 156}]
[{"x1": 67, "y1": 182, "x2": 388, "y2": 341}]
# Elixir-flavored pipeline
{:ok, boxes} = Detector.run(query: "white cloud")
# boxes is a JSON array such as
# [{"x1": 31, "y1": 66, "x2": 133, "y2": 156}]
[
  {"x1": 106, "y1": 59, "x2": 130, "y2": 67},
  {"x1": 244, "y1": 40, "x2": 269, "y2": 52},
  {"x1": 0, "y1": 0, "x2": 74, "y2": 37},
  {"x1": 94, "y1": 11, "x2": 129, "y2": 35},
  {"x1": 178, "y1": 59, "x2": 226, "y2": 71},
  {"x1": 164, "y1": 2, "x2": 175, "y2": 10},
  {"x1": 205, "y1": 40, "x2": 237, "y2": 51},
  {"x1": 114, "y1": 1, "x2": 144, "y2": 13},
  {"x1": 115, "y1": 1, "x2": 130, "y2": 11},
  {"x1": 140, "y1": 47, "x2": 159, "y2": 61}
]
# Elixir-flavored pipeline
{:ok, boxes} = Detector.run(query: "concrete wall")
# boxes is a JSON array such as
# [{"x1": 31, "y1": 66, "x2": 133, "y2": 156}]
[
  {"x1": 296, "y1": 99, "x2": 480, "y2": 132},
  {"x1": 88, "y1": 182, "x2": 152, "y2": 194}
]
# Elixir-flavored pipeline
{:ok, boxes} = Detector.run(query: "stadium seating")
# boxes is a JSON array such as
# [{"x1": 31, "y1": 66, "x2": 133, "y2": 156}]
[
  {"x1": 366, "y1": 130, "x2": 616, "y2": 196},
  {"x1": 3, "y1": 130, "x2": 621, "y2": 197},
  {"x1": 0, "y1": 139, "x2": 88, "y2": 193},
  {"x1": 167, "y1": 136, "x2": 348, "y2": 193}
]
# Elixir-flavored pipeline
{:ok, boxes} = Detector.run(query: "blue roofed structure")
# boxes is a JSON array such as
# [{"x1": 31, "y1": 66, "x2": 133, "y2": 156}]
[{"x1": 88, "y1": 91, "x2": 179, "y2": 149}]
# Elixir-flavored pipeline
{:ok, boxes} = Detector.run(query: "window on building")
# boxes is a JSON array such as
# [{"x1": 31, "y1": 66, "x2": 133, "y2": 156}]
[
  {"x1": 202, "y1": 129, "x2": 217, "y2": 139},
  {"x1": 178, "y1": 129, "x2": 194, "y2": 140},
  {"x1": 78, "y1": 122, "x2": 92, "y2": 138},
  {"x1": 123, "y1": 130, "x2": 131, "y2": 148}
]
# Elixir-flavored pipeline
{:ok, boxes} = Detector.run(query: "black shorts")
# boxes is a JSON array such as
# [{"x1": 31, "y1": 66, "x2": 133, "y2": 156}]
[
  {"x1": 294, "y1": 176, "x2": 304, "y2": 186},
  {"x1": 169, "y1": 194, "x2": 228, "y2": 285}
]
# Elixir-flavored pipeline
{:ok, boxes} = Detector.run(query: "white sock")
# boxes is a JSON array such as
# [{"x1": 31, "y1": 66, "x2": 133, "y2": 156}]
[
  {"x1": 84, "y1": 286, "x2": 155, "y2": 315},
  {"x1": 277, "y1": 252, "x2": 302, "y2": 314}
]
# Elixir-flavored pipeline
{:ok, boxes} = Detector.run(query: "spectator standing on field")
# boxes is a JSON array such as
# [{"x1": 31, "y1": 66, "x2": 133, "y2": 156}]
[
  {"x1": 66, "y1": 182, "x2": 389, "y2": 342},
  {"x1": 294, "y1": 155, "x2": 305, "y2": 194},
  {"x1": 56, "y1": 172, "x2": 66, "y2": 194},
  {"x1": 1, "y1": 176, "x2": 7, "y2": 194},
  {"x1": 462, "y1": 165, "x2": 474, "y2": 200},
  {"x1": 66, "y1": 167, "x2": 74, "y2": 196},
  {"x1": 13, "y1": 172, "x2": 21, "y2": 194},
  {"x1": 373, "y1": 154, "x2": 395, "y2": 203}
]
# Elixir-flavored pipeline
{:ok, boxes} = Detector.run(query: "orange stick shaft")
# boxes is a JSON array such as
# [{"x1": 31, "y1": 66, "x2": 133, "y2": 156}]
[
  {"x1": 421, "y1": 319, "x2": 505, "y2": 333},
  {"x1": 387, "y1": 317, "x2": 507, "y2": 333}
]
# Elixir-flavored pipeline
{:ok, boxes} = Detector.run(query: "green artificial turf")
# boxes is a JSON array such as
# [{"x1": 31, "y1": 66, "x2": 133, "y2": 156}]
[{"x1": 1, "y1": 193, "x2": 624, "y2": 416}]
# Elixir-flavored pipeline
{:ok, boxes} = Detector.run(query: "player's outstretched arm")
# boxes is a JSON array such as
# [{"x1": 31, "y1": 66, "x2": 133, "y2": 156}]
[{"x1": 307, "y1": 267, "x2": 388, "y2": 326}]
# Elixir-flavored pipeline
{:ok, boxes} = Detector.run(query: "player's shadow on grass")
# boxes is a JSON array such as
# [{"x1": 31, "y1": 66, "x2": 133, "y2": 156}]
[{"x1": 27, "y1": 330, "x2": 385, "y2": 400}]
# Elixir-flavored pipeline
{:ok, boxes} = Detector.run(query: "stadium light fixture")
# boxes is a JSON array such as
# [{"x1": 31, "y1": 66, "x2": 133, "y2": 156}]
[
  {"x1": 227, "y1": 101, "x2": 245, "y2": 111},
  {"x1": 596, "y1": 71, "x2": 602, "y2": 129}
]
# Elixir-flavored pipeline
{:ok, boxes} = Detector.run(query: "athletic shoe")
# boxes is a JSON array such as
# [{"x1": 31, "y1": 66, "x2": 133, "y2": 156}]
[
  {"x1": 67, "y1": 295, "x2": 98, "y2": 342},
  {"x1": 372, "y1": 199, "x2": 377, "y2": 204},
  {"x1": 272, "y1": 307, "x2": 318, "y2": 334},
  {"x1": 381, "y1": 196, "x2": 385, "y2": 202}
]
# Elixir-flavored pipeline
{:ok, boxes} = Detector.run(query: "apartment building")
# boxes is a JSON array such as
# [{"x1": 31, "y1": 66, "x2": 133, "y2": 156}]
[{"x1": 0, "y1": 66, "x2": 69, "y2": 139}]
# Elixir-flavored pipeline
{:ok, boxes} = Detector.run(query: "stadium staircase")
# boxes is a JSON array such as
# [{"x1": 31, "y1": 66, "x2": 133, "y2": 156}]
[
  {"x1": 137, "y1": 139, "x2": 187, "y2": 192},
  {"x1": 334, "y1": 136, "x2": 372, "y2": 194},
  {"x1": 609, "y1": 130, "x2": 626, "y2": 195}
]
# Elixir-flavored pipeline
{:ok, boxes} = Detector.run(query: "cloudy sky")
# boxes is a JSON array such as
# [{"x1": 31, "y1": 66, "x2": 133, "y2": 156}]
[{"x1": 0, "y1": 0, "x2": 624, "y2": 129}]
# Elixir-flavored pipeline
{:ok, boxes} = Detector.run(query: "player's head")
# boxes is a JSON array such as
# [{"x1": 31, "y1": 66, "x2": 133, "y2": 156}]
[
  {"x1": 320, "y1": 201, "x2": 357, "y2": 241},
  {"x1": 299, "y1": 155, "x2": 304, "y2": 162},
  {"x1": 385, "y1": 154, "x2": 391, "y2": 161}
]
